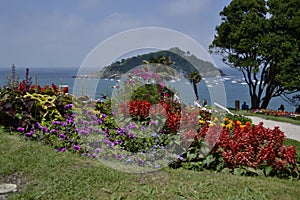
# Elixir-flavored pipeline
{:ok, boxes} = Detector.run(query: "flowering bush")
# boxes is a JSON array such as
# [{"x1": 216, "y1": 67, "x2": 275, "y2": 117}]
[
  {"x1": 174, "y1": 121, "x2": 299, "y2": 178},
  {"x1": 1, "y1": 66, "x2": 299, "y2": 177},
  {"x1": 250, "y1": 109, "x2": 300, "y2": 120}
]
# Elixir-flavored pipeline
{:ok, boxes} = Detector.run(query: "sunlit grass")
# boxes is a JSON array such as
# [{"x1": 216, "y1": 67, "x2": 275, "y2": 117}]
[{"x1": 1, "y1": 131, "x2": 299, "y2": 200}]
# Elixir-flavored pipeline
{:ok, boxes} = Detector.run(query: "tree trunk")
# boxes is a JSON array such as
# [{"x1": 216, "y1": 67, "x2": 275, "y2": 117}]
[
  {"x1": 260, "y1": 84, "x2": 275, "y2": 109},
  {"x1": 260, "y1": 94, "x2": 272, "y2": 109},
  {"x1": 193, "y1": 81, "x2": 199, "y2": 101},
  {"x1": 250, "y1": 94, "x2": 260, "y2": 109}
]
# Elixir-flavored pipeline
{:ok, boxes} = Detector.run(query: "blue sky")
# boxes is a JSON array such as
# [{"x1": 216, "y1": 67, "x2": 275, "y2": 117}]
[{"x1": 0, "y1": 0, "x2": 231, "y2": 68}]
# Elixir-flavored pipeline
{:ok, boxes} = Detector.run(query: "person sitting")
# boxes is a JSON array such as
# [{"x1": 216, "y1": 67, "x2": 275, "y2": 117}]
[
  {"x1": 241, "y1": 102, "x2": 249, "y2": 110},
  {"x1": 278, "y1": 104, "x2": 285, "y2": 111},
  {"x1": 295, "y1": 105, "x2": 300, "y2": 113}
]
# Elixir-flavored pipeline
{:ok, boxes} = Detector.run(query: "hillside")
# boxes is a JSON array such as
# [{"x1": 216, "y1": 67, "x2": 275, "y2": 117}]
[{"x1": 80, "y1": 47, "x2": 225, "y2": 79}]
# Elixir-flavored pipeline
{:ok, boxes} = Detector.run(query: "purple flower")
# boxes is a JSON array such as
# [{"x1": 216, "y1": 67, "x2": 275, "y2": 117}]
[
  {"x1": 64, "y1": 104, "x2": 73, "y2": 110},
  {"x1": 57, "y1": 147, "x2": 66, "y2": 152},
  {"x1": 61, "y1": 122, "x2": 67, "y2": 127},
  {"x1": 175, "y1": 154, "x2": 184, "y2": 161},
  {"x1": 138, "y1": 158, "x2": 145, "y2": 165},
  {"x1": 127, "y1": 123, "x2": 136, "y2": 129},
  {"x1": 52, "y1": 120, "x2": 61, "y2": 125},
  {"x1": 59, "y1": 133, "x2": 66, "y2": 139},
  {"x1": 152, "y1": 132, "x2": 158, "y2": 137},
  {"x1": 17, "y1": 127, "x2": 25, "y2": 132},
  {"x1": 141, "y1": 126, "x2": 147, "y2": 131},
  {"x1": 90, "y1": 115, "x2": 97, "y2": 120},
  {"x1": 78, "y1": 129, "x2": 89, "y2": 135},
  {"x1": 101, "y1": 114, "x2": 106, "y2": 118},
  {"x1": 86, "y1": 110, "x2": 93, "y2": 115},
  {"x1": 73, "y1": 145, "x2": 81, "y2": 151},
  {"x1": 25, "y1": 131, "x2": 34, "y2": 137},
  {"x1": 66, "y1": 118, "x2": 74, "y2": 124},
  {"x1": 41, "y1": 127, "x2": 48, "y2": 132},
  {"x1": 97, "y1": 118, "x2": 103, "y2": 124},
  {"x1": 36, "y1": 122, "x2": 42, "y2": 128},
  {"x1": 115, "y1": 154, "x2": 125, "y2": 160},
  {"x1": 50, "y1": 129, "x2": 58, "y2": 134},
  {"x1": 155, "y1": 163, "x2": 161, "y2": 168},
  {"x1": 95, "y1": 148, "x2": 102, "y2": 153},
  {"x1": 115, "y1": 140, "x2": 123, "y2": 145},
  {"x1": 116, "y1": 128, "x2": 124, "y2": 136},
  {"x1": 150, "y1": 120, "x2": 157, "y2": 126},
  {"x1": 89, "y1": 121, "x2": 97, "y2": 125},
  {"x1": 92, "y1": 153, "x2": 99, "y2": 159},
  {"x1": 127, "y1": 132, "x2": 135, "y2": 138}
]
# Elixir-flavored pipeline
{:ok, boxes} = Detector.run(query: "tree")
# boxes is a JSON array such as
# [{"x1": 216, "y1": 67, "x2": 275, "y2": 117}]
[
  {"x1": 210, "y1": 0, "x2": 300, "y2": 109},
  {"x1": 267, "y1": 0, "x2": 300, "y2": 106},
  {"x1": 189, "y1": 71, "x2": 202, "y2": 101}
]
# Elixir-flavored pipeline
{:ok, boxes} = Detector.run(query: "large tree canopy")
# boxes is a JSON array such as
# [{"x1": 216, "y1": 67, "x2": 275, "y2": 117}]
[{"x1": 210, "y1": 0, "x2": 300, "y2": 109}]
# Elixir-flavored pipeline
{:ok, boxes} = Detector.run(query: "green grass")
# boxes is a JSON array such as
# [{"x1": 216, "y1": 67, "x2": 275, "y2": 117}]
[
  {"x1": 230, "y1": 110, "x2": 300, "y2": 126},
  {"x1": 1, "y1": 131, "x2": 300, "y2": 200}
]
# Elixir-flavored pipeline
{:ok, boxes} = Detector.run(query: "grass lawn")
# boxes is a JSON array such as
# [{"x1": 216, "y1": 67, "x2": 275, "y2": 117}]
[
  {"x1": 230, "y1": 110, "x2": 300, "y2": 126},
  {"x1": 1, "y1": 130, "x2": 300, "y2": 200}
]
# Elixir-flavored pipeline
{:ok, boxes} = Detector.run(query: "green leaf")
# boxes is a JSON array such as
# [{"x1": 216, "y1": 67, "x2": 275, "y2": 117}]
[
  {"x1": 221, "y1": 168, "x2": 231, "y2": 174},
  {"x1": 234, "y1": 167, "x2": 246, "y2": 176},
  {"x1": 203, "y1": 155, "x2": 215, "y2": 167},
  {"x1": 264, "y1": 166, "x2": 273, "y2": 177}
]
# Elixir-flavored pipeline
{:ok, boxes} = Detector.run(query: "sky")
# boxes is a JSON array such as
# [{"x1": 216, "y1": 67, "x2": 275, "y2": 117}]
[{"x1": 0, "y1": 0, "x2": 232, "y2": 68}]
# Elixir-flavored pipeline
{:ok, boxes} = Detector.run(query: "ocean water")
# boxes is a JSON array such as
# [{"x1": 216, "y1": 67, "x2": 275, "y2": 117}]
[{"x1": 0, "y1": 66, "x2": 296, "y2": 112}]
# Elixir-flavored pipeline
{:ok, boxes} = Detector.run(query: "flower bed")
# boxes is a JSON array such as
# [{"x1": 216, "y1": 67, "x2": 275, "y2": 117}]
[
  {"x1": 250, "y1": 109, "x2": 300, "y2": 120},
  {"x1": 0, "y1": 67, "x2": 299, "y2": 178}
]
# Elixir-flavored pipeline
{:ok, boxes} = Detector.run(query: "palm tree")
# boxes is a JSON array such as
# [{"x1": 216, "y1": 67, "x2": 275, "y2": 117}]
[{"x1": 189, "y1": 72, "x2": 202, "y2": 101}]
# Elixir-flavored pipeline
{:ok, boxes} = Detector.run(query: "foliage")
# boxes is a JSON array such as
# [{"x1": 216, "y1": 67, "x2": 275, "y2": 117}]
[
  {"x1": 0, "y1": 81, "x2": 71, "y2": 131},
  {"x1": 1, "y1": 66, "x2": 299, "y2": 178},
  {"x1": 0, "y1": 88, "x2": 35, "y2": 130},
  {"x1": 225, "y1": 113, "x2": 252, "y2": 125},
  {"x1": 172, "y1": 121, "x2": 299, "y2": 179},
  {"x1": 251, "y1": 109, "x2": 300, "y2": 120},
  {"x1": 90, "y1": 47, "x2": 223, "y2": 79},
  {"x1": 209, "y1": 0, "x2": 300, "y2": 109}
]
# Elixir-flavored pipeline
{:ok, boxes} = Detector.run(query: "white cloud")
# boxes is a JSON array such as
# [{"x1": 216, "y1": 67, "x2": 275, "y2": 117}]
[{"x1": 164, "y1": 0, "x2": 210, "y2": 16}]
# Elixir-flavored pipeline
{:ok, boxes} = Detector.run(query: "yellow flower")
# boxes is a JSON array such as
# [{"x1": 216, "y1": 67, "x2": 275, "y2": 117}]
[{"x1": 199, "y1": 120, "x2": 206, "y2": 125}]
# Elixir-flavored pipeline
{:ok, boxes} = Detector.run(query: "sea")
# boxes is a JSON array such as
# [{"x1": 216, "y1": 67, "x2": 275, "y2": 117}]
[{"x1": 0, "y1": 66, "x2": 296, "y2": 112}]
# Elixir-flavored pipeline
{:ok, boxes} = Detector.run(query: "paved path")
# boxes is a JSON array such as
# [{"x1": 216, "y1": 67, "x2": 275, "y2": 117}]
[{"x1": 248, "y1": 116, "x2": 300, "y2": 142}]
